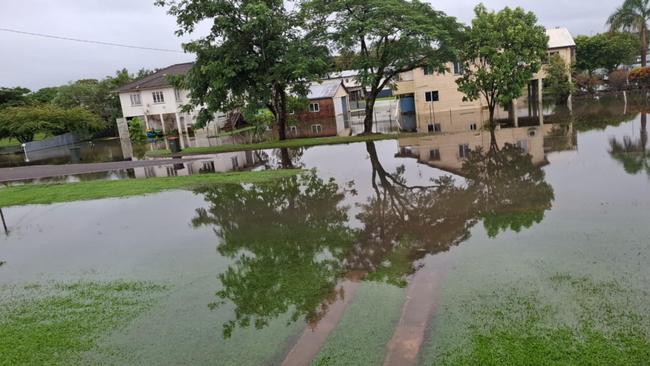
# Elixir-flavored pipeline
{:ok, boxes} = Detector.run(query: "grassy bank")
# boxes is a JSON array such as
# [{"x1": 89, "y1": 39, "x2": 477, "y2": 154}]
[
  {"x1": 145, "y1": 133, "x2": 423, "y2": 158},
  {"x1": 0, "y1": 281, "x2": 166, "y2": 365},
  {"x1": 0, "y1": 133, "x2": 47, "y2": 148},
  {"x1": 0, "y1": 169, "x2": 301, "y2": 207}
]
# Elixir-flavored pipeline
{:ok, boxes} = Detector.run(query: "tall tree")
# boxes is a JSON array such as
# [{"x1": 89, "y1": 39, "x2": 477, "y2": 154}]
[
  {"x1": 456, "y1": 4, "x2": 548, "y2": 141},
  {"x1": 302, "y1": 0, "x2": 462, "y2": 134},
  {"x1": 157, "y1": 0, "x2": 329, "y2": 141},
  {"x1": 545, "y1": 54, "x2": 574, "y2": 104},
  {"x1": 608, "y1": 0, "x2": 650, "y2": 67}
]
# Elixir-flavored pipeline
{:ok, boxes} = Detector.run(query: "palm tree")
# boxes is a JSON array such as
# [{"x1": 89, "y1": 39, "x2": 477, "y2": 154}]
[
  {"x1": 609, "y1": 113, "x2": 650, "y2": 177},
  {"x1": 608, "y1": 0, "x2": 650, "y2": 67}
]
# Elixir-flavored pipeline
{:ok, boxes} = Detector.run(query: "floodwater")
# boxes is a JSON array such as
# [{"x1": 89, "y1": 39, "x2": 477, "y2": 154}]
[{"x1": 1, "y1": 95, "x2": 650, "y2": 365}]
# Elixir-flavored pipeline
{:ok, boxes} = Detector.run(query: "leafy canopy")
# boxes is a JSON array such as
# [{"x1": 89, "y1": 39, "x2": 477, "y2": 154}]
[
  {"x1": 456, "y1": 4, "x2": 548, "y2": 122},
  {"x1": 157, "y1": 0, "x2": 329, "y2": 129},
  {"x1": 575, "y1": 33, "x2": 638, "y2": 74},
  {"x1": 545, "y1": 53, "x2": 574, "y2": 103},
  {"x1": 0, "y1": 105, "x2": 103, "y2": 143}
]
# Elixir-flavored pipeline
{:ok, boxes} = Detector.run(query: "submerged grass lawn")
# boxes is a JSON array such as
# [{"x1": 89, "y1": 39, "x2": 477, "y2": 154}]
[
  {"x1": 432, "y1": 274, "x2": 650, "y2": 366},
  {"x1": 145, "y1": 133, "x2": 423, "y2": 158},
  {"x1": 0, "y1": 281, "x2": 166, "y2": 366},
  {"x1": 0, "y1": 169, "x2": 301, "y2": 207}
]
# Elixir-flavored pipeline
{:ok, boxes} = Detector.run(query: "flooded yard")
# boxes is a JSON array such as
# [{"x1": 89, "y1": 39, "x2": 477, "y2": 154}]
[{"x1": 1, "y1": 96, "x2": 650, "y2": 365}]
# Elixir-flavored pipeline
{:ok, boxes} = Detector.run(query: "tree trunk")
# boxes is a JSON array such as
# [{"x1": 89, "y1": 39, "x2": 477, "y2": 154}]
[
  {"x1": 362, "y1": 90, "x2": 379, "y2": 135},
  {"x1": 488, "y1": 105, "x2": 498, "y2": 152},
  {"x1": 271, "y1": 82, "x2": 287, "y2": 141},
  {"x1": 279, "y1": 147, "x2": 293, "y2": 169},
  {"x1": 642, "y1": 27, "x2": 648, "y2": 68}
]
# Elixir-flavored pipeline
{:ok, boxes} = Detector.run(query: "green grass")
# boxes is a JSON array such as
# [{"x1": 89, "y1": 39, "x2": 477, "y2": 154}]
[
  {"x1": 145, "y1": 133, "x2": 424, "y2": 158},
  {"x1": 0, "y1": 281, "x2": 166, "y2": 366},
  {"x1": 311, "y1": 282, "x2": 405, "y2": 366},
  {"x1": 0, "y1": 133, "x2": 47, "y2": 148},
  {"x1": 432, "y1": 274, "x2": 650, "y2": 366},
  {"x1": 0, "y1": 169, "x2": 302, "y2": 207}
]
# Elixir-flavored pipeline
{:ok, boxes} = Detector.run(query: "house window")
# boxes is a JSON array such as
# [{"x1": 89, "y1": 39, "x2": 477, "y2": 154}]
[
  {"x1": 430, "y1": 149, "x2": 441, "y2": 161},
  {"x1": 166, "y1": 166, "x2": 178, "y2": 177},
  {"x1": 130, "y1": 93, "x2": 142, "y2": 106},
  {"x1": 453, "y1": 61, "x2": 464, "y2": 75},
  {"x1": 459, "y1": 144, "x2": 471, "y2": 159},
  {"x1": 311, "y1": 124, "x2": 322, "y2": 134},
  {"x1": 152, "y1": 91, "x2": 165, "y2": 104},
  {"x1": 201, "y1": 161, "x2": 215, "y2": 173},
  {"x1": 425, "y1": 91, "x2": 439, "y2": 103},
  {"x1": 424, "y1": 66, "x2": 435, "y2": 75},
  {"x1": 309, "y1": 102, "x2": 320, "y2": 113},
  {"x1": 174, "y1": 89, "x2": 182, "y2": 102},
  {"x1": 470, "y1": 123, "x2": 478, "y2": 131},
  {"x1": 516, "y1": 140, "x2": 529, "y2": 153},
  {"x1": 289, "y1": 126, "x2": 298, "y2": 135},
  {"x1": 428, "y1": 123, "x2": 442, "y2": 133}
]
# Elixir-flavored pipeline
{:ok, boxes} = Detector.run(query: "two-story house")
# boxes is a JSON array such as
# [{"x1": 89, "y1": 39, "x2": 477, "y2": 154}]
[
  {"x1": 394, "y1": 27, "x2": 576, "y2": 134},
  {"x1": 117, "y1": 62, "x2": 223, "y2": 143}
]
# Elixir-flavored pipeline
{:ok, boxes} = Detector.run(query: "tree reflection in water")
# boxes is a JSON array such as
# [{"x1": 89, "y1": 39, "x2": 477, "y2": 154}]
[
  {"x1": 191, "y1": 171, "x2": 356, "y2": 338},
  {"x1": 356, "y1": 141, "x2": 554, "y2": 286},
  {"x1": 192, "y1": 138, "x2": 554, "y2": 337},
  {"x1": 609, "y1": 113, "x2": 649, "y2": 177}
]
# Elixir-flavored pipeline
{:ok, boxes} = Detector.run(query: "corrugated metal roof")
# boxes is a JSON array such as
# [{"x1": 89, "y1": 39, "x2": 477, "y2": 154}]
[
  {"x1": 308, "y1": 80, "x2": 343, "y2": 99},
  {"x1": 546, "y1": 28, "x2": 575, "y2": 49},
  {"x1": 117, "y1": 62, "x2": 194, "y2": 93}
]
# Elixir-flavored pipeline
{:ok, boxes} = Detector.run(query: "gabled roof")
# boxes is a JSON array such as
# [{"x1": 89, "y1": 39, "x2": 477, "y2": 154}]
[
  {"x1": 117, "y1": 62, "x2": 194, "y2": 93},
  {"x1": 546, "y1": 27, "x2": 576, "y2": 49},
  {"x1": 308, "y1": 80, "x2": 345, "y2": 99}
]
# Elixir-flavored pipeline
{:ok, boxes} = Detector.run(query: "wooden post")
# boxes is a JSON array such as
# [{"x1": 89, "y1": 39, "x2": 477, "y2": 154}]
[
  {"x1": 512, "y1": 99, "x2": 519, "y2": 128},
  {"x1": 538, "y1": 78, "x2": 544, "y2": 126}
]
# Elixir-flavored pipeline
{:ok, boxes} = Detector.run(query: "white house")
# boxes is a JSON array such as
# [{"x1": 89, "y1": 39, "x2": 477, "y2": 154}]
[{"x1": 117, "y1": 62, "x2": 224, "y2": 139}]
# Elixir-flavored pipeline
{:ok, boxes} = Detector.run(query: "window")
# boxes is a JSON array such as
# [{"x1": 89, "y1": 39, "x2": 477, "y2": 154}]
[
  {"x1": 174, "y1": 89, "x2": 182, "y2": 102},
  {"x1": 130, "y1": 93, "x2": 142, "y2": 106},
  {"x1": 470, "y1": 123, "x2": 478, "y2": 131},
  {"x1": 428, "y1": 123, "x2": 442, "y2": 133},
  {"x1": 231, "y1": 156, "x2": 239, "y2": 170},
  {"x1": 453, "y1": 61, "x2": 464, "y2": 75},
  {"x1": 424, "y1": 66, "x2": 435, "y2": 75},
  {"x1": 311, "y1": 124, "x2": 322, "y2": 134},
  {"x1": 166, "y1": 166, "x2": 178, "y2": 177},
  {"x1": 516, "y1": 140, "x2": 529, "y2": 153},
  {"x1": 152, "y1": 91, "x2": 165, "y2": 104},
  {"x1": 425, "y1": 91, "x2": 439, "y2": 103},
  {"x1": 289, "y1": 126, "x2": 298, "y2": 135},
  {"x1": 309, "y1": 102, "x2": 320, "y2": 113},
  {"x1": 459, "y1": 144, "x2": 471, "y2": 159},
  {"x1": 430, "y1": 149, "x2": 441, "y2": 161},
  {"x1": 201, "y1": 161, "x2": 215, "y2": 173}
]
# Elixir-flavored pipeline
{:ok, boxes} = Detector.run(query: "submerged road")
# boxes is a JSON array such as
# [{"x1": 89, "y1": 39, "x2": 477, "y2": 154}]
[{"x1": 0, "y1": 158, "x2": 203, "y2": 183}]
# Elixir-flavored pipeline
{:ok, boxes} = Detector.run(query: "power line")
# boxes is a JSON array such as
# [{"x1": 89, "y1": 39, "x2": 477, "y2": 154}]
[{"x1": 0, "y1": 27, "x2": 185, "y2": 54}]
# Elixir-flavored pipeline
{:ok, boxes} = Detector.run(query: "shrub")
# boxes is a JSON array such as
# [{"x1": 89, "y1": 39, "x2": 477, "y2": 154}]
[
  {"x1": 608, "y1": 70, "x2": 630, "y2": 91},
  {"x1": 629, "y1": 67, "x2": 650, "y2": 88},
  {"x1": 127, "y1": 117, "x2": 146, "y2": 142},
  {"x1": 574, "y1": 73, "x2": 602, "y2": 93}
]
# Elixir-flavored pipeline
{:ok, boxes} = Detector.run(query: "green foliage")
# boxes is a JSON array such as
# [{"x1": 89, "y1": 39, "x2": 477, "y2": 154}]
[
  {"x1": 157, "y1": 0, "x2": 329, "y2": 140},
  {"x1": 128, "y1": 117, "x2": 146, "y2": 142},
  {"x1": 0, "y1": 87, "x2": 31, "y2": 108},
  {"x1": 0, "y1": 170, "x2": 302, "y2": 207},
  {"x1": 575, "y1": 33, "x2": 639, "y2": 74},
  {"x1": 609, "y1": 114, "x2": 649, "y2": 177},
  {"x1": 0, "y1": 281, "x2": 166, "y2": 365},
  {"x1": 544, "y1": 53, "x2": 574, "y2": 104},
  {"x1": 303, "y1": 0, "x2": 462, "y2": 133},
  {"x1": 29, "y1": 86, "x2": 60, "y2": 104},
  {"x1": 456, "y1": 5, "x2": 548, "y2": 126},
  {"x1": 608, "y1": 0, "x2": 650, "y2": 66},
  {"x1": 0, "y1": 104, "x2": 103, "y2": 143}
]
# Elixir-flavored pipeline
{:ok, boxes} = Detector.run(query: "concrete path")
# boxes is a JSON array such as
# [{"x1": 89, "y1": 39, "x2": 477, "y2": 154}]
[{"x1": 0, "y1": 158, "x2": 202, "y2": 183}]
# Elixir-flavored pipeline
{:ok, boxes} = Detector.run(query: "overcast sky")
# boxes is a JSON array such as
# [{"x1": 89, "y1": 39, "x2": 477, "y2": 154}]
[{"x1": 0, "y1": 0, "x2": 620, "y2": 90}]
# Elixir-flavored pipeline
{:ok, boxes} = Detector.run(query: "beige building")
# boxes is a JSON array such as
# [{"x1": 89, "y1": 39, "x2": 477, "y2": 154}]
[{"x1": 394, "y1": 27, "x2": 576, "y2": 134}]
